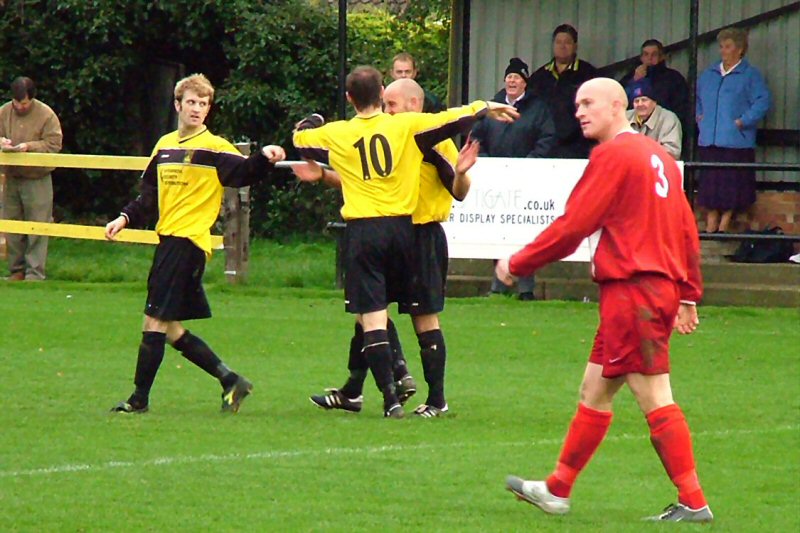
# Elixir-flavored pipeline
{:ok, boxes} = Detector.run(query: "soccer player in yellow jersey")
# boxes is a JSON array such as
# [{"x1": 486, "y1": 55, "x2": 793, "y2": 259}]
[
  {"x1": 294, "y1": 69, "x2": 504, "y2": 417},
  {"x1": 105, "y1": 74, "x2": 286, "y2": 414}
]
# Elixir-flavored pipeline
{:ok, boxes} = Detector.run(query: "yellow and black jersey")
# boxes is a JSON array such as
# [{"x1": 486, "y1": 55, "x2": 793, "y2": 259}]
[
  {"x1": 415, "y1": 139, "x2": 460, "y2": 224},
  {"x1": 293, "y1": 102, "x2": 487, "y2": 220},
  {"x1": 121, "y1": 127, "x2": 272, "y2": 258}
]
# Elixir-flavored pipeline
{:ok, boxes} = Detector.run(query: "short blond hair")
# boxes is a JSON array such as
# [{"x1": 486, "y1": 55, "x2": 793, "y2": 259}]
[
  {"x1": 717, "y1": 27, "x2": 748, "y2": 56},
  {"x1": 174, "y1": 73, "x2": 214, "y2": 103}
]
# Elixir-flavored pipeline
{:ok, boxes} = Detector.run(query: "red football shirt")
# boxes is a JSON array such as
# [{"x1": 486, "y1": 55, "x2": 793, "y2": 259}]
[{"x1": 509, "y1": 131, "x2": 702, "y2": 302}]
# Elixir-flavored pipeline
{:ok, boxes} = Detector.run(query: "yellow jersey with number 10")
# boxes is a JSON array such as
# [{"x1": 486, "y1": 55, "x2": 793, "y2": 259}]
[{"x1": 293, "y1": 102, "x2": 487, "y2": 220}]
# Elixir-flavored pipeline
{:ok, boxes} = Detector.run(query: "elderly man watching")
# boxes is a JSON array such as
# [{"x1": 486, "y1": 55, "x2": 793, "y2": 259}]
[{"x1": 626, "y1": 79, "x2": 683, "y2": 159}]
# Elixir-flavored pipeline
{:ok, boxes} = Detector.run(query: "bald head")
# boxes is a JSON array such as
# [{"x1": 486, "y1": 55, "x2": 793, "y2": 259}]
[
  {"x1": 580, "y1": 78, "x2": 628, "y2": 106},
  {"x1": 574, "y1": 77, "x2": 631, "y2": 143},
  {"x1": 383, "y1": 78, "x2": 425, "y2": 115}
]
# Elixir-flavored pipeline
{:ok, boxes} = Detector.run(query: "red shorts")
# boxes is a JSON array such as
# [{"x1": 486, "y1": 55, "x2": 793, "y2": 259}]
[{"x1": 589, "y1": 274, "x2": 679, "y2": 378}]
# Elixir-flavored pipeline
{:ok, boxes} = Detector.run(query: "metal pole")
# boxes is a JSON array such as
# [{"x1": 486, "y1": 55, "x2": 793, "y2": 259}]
[
  {"x1": 461, "y1": 0, "x2": 471, "y2": 104},
  {"x1": 687, "y1": 0, "x2": 700, "y2": 204},
  {"x1": 338, "y1": 0, "x2": 347, "y2": 120}
]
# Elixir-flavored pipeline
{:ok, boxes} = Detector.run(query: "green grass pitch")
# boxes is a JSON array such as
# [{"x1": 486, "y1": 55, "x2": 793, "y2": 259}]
[{"x1": 0, "y1": 241, "x2": 797, "y2": 531}]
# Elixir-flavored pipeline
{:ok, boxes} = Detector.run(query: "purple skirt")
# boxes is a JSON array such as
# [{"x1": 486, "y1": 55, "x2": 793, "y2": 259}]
[{"x1": 696, "y1": 146, "x2": 756, "y2": 210}]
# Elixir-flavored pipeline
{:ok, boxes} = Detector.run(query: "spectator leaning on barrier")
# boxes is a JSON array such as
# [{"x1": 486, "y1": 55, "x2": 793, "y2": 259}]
[
  {"x1": 471, "y1": 57, "x2": 555, "y2": 301},
  {"x1": 0, "y1": 76, "x2": 62, "y2": 281},
  {"x1": 626, "y1": 78, "x2": 683, "y2": 159},
  {"x1": 390, "y1": 52, "x2": 446, "y2": 113},
  {"x1": 529, "y1": 23, "x2": 598, "y2": 158},
  {"x1": 696, "y1": 27, "x2": 770, "y2": 233},
  {"x1": 620, "y1": 39, "x2": 690, "y2": 132}
]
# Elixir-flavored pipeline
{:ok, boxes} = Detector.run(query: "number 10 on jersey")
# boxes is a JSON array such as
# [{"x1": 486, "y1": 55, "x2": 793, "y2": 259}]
[{"x1": 353, "y1": 134, "x2": 393, "y2": 180}]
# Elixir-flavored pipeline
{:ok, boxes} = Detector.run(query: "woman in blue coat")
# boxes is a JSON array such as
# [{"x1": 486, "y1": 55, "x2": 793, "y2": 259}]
[{"x1": 696, "y1": 27, "x2": 770, "y2": 233}]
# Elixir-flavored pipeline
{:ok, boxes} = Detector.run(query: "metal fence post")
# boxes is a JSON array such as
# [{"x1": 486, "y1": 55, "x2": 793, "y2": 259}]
[{"x1": 0, "y1": 172, "x2": 6, "y2": 260}]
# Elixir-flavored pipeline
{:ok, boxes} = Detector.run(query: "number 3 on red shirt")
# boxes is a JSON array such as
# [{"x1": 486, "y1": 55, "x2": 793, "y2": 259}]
[{"x1": 651, "y1": 154, "x2": 669, "y2": 198}]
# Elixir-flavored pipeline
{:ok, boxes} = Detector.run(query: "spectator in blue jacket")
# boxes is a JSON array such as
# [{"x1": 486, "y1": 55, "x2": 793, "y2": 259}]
[{"x1": 696, "y1": 27, "x2": 770, "y2": 233}]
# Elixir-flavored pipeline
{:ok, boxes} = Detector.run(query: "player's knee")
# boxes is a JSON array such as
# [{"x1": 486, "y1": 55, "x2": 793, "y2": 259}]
[
  {"x1": 579, "y1": 376, "x2": 618, "y2": 410},
  {"x1": 142, "y1": 315, "x2": 170, "y2": 334},
  {"x1": 579, "y1": 385, "x2": 614, "y2": 410},
  {"x1": 412, "y1": 314, "x2": 439, "y2": 333}
]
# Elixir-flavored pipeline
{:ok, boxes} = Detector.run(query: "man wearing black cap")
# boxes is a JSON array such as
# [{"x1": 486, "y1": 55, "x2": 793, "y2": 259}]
[
  {"x1": 471, "y1": 57, "x2": 555, "y2": 300},
  {"x1": 529, "y1": 24, "x2": 598, "y2": 158}
]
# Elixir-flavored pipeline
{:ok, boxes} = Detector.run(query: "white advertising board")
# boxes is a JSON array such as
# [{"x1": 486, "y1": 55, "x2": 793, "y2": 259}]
[
  {"x1": 442, "y1": 157, "x2": 684, "y2": 260},
  {"x1": 442, "y1": 158, "x2": 590, "y2": 260}
]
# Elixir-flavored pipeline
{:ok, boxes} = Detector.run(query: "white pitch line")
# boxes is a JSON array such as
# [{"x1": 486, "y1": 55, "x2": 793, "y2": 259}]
[{"x1": 1, "y1": 424, "x2": 796, "y2": 479}]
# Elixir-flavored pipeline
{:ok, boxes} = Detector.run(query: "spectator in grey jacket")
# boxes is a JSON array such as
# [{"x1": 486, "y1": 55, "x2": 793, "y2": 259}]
[
  {"x1": 471, "y1": 57, "x2": 555, "y2": 300},
  {"x1": 626, "y1": 79, "x2": 682, "y2": 159}
]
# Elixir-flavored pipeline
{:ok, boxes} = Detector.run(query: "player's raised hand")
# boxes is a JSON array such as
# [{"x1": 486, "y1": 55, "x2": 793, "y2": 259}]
[
  {"x1": 105, "y1": 215, "x2": 127, "y2": 241},
  {"x1": 262, "y1": 145, "x2": 286, "y2": 163},
  {"x1": 485, "y1": 102, "x2": 520, "y2": 123},
  {"x1": 456, "y1": 135, "x2": 480, "y2": 175},
  {"x1": 673, "y1": 303, "x2": 699, "y2": 335},
  {"x1": 495, "y1": 258, "x2": 516, "y2": 287},
  {"x1": 294, "y1": 113, "x2": 325, "y2": 132},
  {"x1": 291, "y1": 160, "x2": 324, "y2": 182}
]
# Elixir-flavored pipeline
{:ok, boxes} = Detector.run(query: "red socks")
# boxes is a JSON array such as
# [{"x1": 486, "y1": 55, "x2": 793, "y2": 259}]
[
  {"x1": 647, "y1": 404, "x2": 707, "y2": 509},
  {"x1": 543, "y1": 402, "x2": 707, "y2": 508},
  {"x1": 546, "y1": 403, "x2": 613, "y2": 498}
]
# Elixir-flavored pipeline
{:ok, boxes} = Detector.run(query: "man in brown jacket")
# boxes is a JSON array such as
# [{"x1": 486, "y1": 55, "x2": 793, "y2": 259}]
[{"x1": 0, "y1": 76, "x2": 62, "y2": 280}]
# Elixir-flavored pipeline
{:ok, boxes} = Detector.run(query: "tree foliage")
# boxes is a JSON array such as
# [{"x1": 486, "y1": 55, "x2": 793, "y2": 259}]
[{"x1": 0, "y1": 0, "x2": 450, "y2": 237}]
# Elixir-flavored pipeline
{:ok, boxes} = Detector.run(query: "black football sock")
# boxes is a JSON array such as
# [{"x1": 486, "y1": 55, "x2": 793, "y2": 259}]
[
  {"x1": 418, "y1": 329, "x2": 447, "y2": 408},
  {"x1": 363, "y1": 329, "x2": 399, "y2": 410},
  {"x1": 387, "y1": 318, "x2": 409, "y2": 381},
  {"x1": 172, "y1": 330, "x2": 237, "y2": 389},
  {"x1": 131, "y1": 331, "x2": 166, "y2": 406},
  {"x1": 340, "y1": 323, "x2": 368, "y2": 399}
]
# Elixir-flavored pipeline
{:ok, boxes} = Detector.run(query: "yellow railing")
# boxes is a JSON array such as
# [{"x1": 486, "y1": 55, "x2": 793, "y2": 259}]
[
  {"x1": 0, "y1": 152, "x2": 224, "y2": 248},
  {"x1": 0, "y1": 152, "x2": 150, "y2": 171}
]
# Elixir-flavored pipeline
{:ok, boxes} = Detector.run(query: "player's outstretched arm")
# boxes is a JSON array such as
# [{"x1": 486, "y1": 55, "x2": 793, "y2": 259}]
[
  {"x1": 105, "y1": 215, "x2": 128, "y2": 241},
  {"x1": 673, "y1": 303, "x2": 699, "y2": 335},
  {"x1": 485, "y1": 101, "x2": 520, "y2": 123}
]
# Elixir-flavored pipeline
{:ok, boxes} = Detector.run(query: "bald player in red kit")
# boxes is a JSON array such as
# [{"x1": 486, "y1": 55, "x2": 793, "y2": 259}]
[{"x1": 498, "y1": 78, "x2": 712, "y2": 523}]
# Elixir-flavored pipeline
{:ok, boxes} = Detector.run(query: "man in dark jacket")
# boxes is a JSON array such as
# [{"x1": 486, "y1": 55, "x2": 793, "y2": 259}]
[
  {"x1": 471, "y1": 57, "x2": 555, "y2": 300},
  {"x1": 529, "y1": 24, "x2": 598, "y2": 158},
  {"x1": 620, "y1": 39, "x2": 690, "y2": 133},
  {"x1": 471, "y1": 58, "x2": 555, "y2": 158}
]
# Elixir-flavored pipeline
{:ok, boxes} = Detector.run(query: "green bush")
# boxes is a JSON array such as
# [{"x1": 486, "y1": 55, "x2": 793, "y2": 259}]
[{"x1": 0, "y1": 0, "x2": 450, "y2": 237}]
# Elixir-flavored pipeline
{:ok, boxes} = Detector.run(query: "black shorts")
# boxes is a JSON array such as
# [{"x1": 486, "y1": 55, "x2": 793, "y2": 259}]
[
  {"x1": 343, "y1": 216, "x2": 414, "y2": 314},
  {"x1": 398, "y1": 222, "x2": 448, "y2": 316},
  {"x1": 144, "y1": 236, "x2": 211, "y2": 321}
]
